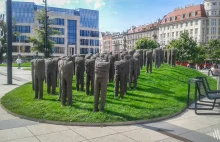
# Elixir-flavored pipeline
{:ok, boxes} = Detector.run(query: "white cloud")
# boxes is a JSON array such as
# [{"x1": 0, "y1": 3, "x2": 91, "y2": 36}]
[{"x1": 85, "y1": 0, "x2": 106, "y2": 9}]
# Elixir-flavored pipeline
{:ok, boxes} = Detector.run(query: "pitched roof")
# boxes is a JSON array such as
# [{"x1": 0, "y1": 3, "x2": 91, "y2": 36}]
[
  {"x1": 127, "y1": 22, "x2": 159, "y2": 34},
  {"x1": 161, "y1": 4, "x2": 207, "y2": 24}
]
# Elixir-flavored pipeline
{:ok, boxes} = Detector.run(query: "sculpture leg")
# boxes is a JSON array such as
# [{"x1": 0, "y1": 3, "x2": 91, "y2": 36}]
[
  {"x1": 94, "y1": 78, "x2": 100, "y2": 112},
  {"x1": 91, "y1": 75, "x2": 94, "y2": 95},
  {"x1": 86, "y1": 74, "x2": 90, "y2": 95},
  {"x1": 150, "y1": 62, "x2": 152, "y2": 73},
  {"x1": 120, "y1": 74, "x2": 125, "y2": 98},
  {"x1": 34, "y1": 75, "x2": 39, "y2": 99},
  {"x1": 80, "y1": 72, "x2": 84, "y2": 91},
  {"x1": 32, "y1": 70, "x2": 35, "y2": 91},
  {"x1": 52, "y1": 72, "x2": 56, "y2": 94},
  {"x1": 114, "y1": 74, "x2": 119, "y2": 97},
  {"x1": 39, "y1": 76, "x2": 43, "y2": 100},
  {"x1": 129, "y1": 73, "x2": 132, "y2": 89},
  {"x1": 76, "y1": 71, "x2": 79, "y2": 91},
  {"x1": 100, "y1": 78, "x2": 108, "y2": 112},
  {"x1": 46, "y1": 74, "x2": 51, "y2": 94},
  {"x1": 58, "y1": 74, "x2": 62, "y2": 100},
  {"x1": 61, "y1": 78, "x2": 66, "y2": 106},
  {"x1": 67, "y1": 78, "x2": 72, "y2": 106},
  {"x1": 134, "y1": 73, "x2": 137, "y2": 89}
]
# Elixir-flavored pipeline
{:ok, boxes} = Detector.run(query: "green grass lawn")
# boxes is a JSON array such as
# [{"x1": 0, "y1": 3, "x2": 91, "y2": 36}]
[
  {"x1": 22, "y1": 67, "x2": 31, "y2": 70},
  {"x1": 0, "y1": 64, "x2": 216, "y2": 123},
  {"x1": 0, "y1": 62, "x2": 31, "y2": 67}
]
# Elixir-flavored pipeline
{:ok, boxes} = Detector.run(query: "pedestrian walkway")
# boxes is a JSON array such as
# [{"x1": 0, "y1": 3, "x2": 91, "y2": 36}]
[{"x1": 0, "y1": 67, "x2": 220, "y2": 142}]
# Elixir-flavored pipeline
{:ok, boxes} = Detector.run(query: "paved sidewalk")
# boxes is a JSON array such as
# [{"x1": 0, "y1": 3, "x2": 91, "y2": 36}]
[{"x1": 0, "y1": 67, "x2": 220, "y2": 142}]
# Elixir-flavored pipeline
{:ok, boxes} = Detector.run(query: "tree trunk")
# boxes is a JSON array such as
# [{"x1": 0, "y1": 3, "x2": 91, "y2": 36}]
[{"x1": 0, "y1": 52, "x2": 3, "y2": 64}]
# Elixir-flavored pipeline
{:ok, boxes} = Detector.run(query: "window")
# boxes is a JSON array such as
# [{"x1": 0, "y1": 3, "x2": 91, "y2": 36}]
[
  {"x1": 180, "y1": 14, "x2": 184, "y2": 20},
  {"x1": 50, "y1": 37, "x2": 65, "y2": 44},
  {"x1": 176, "y1": 31, "x2": 178, "y2": 37},
  {"x1": 53, "y1": 28, "x2": 64, "y2": 35},
  {"x1": 202, "y1": 20, "x2": 206, "y2": 25},
  {"x1": 167, "y1": 33, "x2": 169, "y2": 38},
  {"x1": 80, "y1": 48, "x2": 88, "y2": 54},
  {"x1": 202, "y1": 28, "x2": 205, "y2": 35},
  {"x1": 218, "y1": 28, "x2": 220, "y2": 34},
  {"x1": 192, "y1": 11, "x2": 195, "y2": 17},
  {"x1": 190, "y1": 21, "x2": 193, "y2": 26},
  {"x1": 13, "y1": 35, "x2": 28, "y2": 43},
  {"x1": 172, "y1": 25, "x2": 175, "y2": 29},
  {"x1": 68, "y1": 20, "x2": 76, "y2": 45},
  {"x1": 212, "y1": 19, "x2": 216, "y2": 26},
  {"x1": 206, "y1": 11, "x2": 209, "y2": 16},
  {"x1": 52, "y1": 47, "x2": 64, "y2": 54},
  {"x1": 180, "y1": 23, "x2": 183, "y2": 28},
  {"x1": 195, "y1": 28, "x2": 198, "y2": 35},
  {"x1": 168, "y1": 26, "x2": 169, "y2": 30},
  {"x1": 176, "y1": 24, "x2": 178, "y2": 28},
  {"x1": 50, "y1": 18, "x2": 64, "y2": 25},
  {"x1": 211, "y1": 27, "x2": 216, "y2": 34},
  {"x1": 186, "y1": 22, "x2": 188, "y2": 27},
  {"x1": 172, "y1": 32, "x2": 174, "y2": 38},
  {"x1": 195, "y1": 20, "x2": 198, "y2": 25},
  {"x1": 90, "y1": 40, "x2": 99, "y2": 46},
  {"x1": 13, "y1": 26, "x2": 30, "y2": 33},
  {"x1": 20, "y1": 46, "x2": 30, "y2": 53},
  {"x1": 186, "y1": 13, "x2": 189, "y2": 18},
  {"x1": 190, "y1": 29, "x2": 193, "y2": 35},
  {"x1": 80, "y1": 39, "x2": 89, "y2": 45},
  {"x1": 12, "y1": 46, "x2": 19, "y2": 52},
  {"x1": 212, "y1": 11, "x2": 217, "y2": 16},
  {"x1": 213, "y1": 2, "x2": 217, "y2": 5}
]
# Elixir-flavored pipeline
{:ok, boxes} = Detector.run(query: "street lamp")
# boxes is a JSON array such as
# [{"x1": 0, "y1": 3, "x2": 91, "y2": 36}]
[
  {"x1": 43, "y1": 0, "x2": 48, "y2": 58},
  {"x1": 6, "y1": 0, "x2": 12, "y2": 84}
]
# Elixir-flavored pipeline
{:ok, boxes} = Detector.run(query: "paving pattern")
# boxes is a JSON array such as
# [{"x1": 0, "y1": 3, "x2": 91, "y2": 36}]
[{"x1": 0, "y1": 67, "x2": 220, "y2": 142}]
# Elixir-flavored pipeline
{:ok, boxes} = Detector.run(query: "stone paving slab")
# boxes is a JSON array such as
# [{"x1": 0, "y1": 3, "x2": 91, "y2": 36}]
[
  {"x1": 0, "y1": 127, "x2": 34, "y2": 142},
  {"x1": 36, "y1": 130, "x2": 86, "y2": 142}
]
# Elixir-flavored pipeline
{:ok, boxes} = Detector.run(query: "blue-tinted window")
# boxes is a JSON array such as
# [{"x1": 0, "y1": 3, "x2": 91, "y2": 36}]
[
  {"x1": 50, "y1": 18, "x2": 64, "y2": 25},
  {"x1": 79, "y1": 9, "x2": 99, "y2": 29},
  {"x1": 53, "y1": 28, "x2": 64, "y2": 35},
  {"x1": 13, "y1": 35, "x2": 28, "y2": 43},
  {"x1": 52, "y1": 47, "x2": 64, "y2": 54},
  {"x1": 90, "y1": 48, "x2": 94, "y2": 54},
  {"x1": 80, "y1": 30, "x2": 99, "y2": 37},
  {"x1": 50, "y1": 37, "x2": 65, "y2": 44},
  {"x1": 80, "y1": 39, "x2": 89, "y2": 45},
  {"x1": 14, "y1": 26, "x2": 31, "y2": 33},
  {"x1": 68, "y1": 20, "x2": 77, "y2": 45},
  {"x1": 90, "y1": 40, "x2": 99, "y2": 46},
  {"x1": 80, "y1": 48, "x2": 88, "y2": 54},
  {"x1": 95, "y1": 48, "x2": 99, "y2": 53}
]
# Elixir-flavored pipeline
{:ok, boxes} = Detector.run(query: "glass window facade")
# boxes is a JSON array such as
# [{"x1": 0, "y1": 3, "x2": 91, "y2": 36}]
[
  {"x1": 90, "y1": 40, "x2": 99, "y2": 46},
  {"x1": 68, "y1": 20, "x2": 77, "y2": 45},
  {"x1": 79, "y1": 9, "x2": 99, "y2": 29},
  {"x1": 13, "y1": 36, "x2": 28, "y2": 43},
  {"x1": 12, "y1": 2, "x2": 36, "y2": 23},
  {"x1": 50, "y1": 18, "x2": 64, "y2": 25},
  {"x1": 50, "y1": 37, "x2": 65, "y2": 44},
  {"x1": 14, "y1": 26, "x2": 31, "y2": 33},
  {"x1": 52, "y1": 47, "x2": 64, "y2": 54},
  {"x1": 80, "y1": 48, "x2": 89, "y2": 54},
  {"x1": 80, "y1": 30, "x2": 99, "y2": 37},
  {"x1": 80, "y1": 39, "x2": 89, "y2": 45},
  {"x1": 53, "y1": 28, "x2": 64, "y2": 35}
]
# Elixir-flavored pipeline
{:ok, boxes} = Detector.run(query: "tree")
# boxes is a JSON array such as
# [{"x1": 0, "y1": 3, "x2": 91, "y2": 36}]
[
  {"x1": 204, "y1": 39, "x2": 220, "y2": 64},
  {"x1": 0, "y1": 20, "x2": 7, "y2": 64},
  {"x1": 28, "y1": 10, "x2": 60, "y2": 58},
  {"x1": 135, "y1": 37, "x2": 157, "y2": 50},
  {"x1": 166, "y1": 30, "x2": 198, "y2": 64}
]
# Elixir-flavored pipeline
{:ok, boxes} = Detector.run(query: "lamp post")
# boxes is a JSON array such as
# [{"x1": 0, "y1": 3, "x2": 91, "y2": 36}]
[
  {"x1": 6, "y1": 0, "x2": 12, "y2": 84},
  {"x1": 43, "y1": 0, "x2": 48, "y2": 58}
]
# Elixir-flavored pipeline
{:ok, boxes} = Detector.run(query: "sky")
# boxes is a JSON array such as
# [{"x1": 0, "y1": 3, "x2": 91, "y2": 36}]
[{"x1": 0, "y1": 0, "x2": 204, "y2": 32}]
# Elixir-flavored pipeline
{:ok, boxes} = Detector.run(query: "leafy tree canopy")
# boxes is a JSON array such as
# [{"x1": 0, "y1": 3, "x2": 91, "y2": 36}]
[{"x1": 135, "y1": 37, "x2": 158, "y2": 50}]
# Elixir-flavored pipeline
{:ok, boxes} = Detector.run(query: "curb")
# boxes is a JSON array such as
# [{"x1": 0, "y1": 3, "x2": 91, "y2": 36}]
[{"x1": 0, "y1": 102, "x2": 192, "y2": 127}]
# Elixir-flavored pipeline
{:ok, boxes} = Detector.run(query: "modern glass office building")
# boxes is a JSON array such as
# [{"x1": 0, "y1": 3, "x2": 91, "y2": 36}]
[{"x1": 11, "y1": 1, "x2": 99, "y2": 59}]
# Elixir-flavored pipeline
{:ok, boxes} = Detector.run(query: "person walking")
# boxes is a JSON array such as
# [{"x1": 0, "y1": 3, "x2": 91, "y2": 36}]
[{"x1": 16, "y1": 57, "x2": 22, "y2": 69}]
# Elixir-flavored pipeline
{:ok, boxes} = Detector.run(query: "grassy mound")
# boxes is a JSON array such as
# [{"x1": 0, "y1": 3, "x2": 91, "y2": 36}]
[
  {"x1": 0, "y1": 62, "x2": 31, "y2": 67},
  {"x1": 1, "y1": 64, "x2": 216, "y2": 123}
]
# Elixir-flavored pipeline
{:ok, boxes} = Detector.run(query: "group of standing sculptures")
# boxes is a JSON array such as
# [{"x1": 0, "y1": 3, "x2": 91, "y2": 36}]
[{"x1": 31, "y1": 48, "x2": 177, "y2": 112}]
